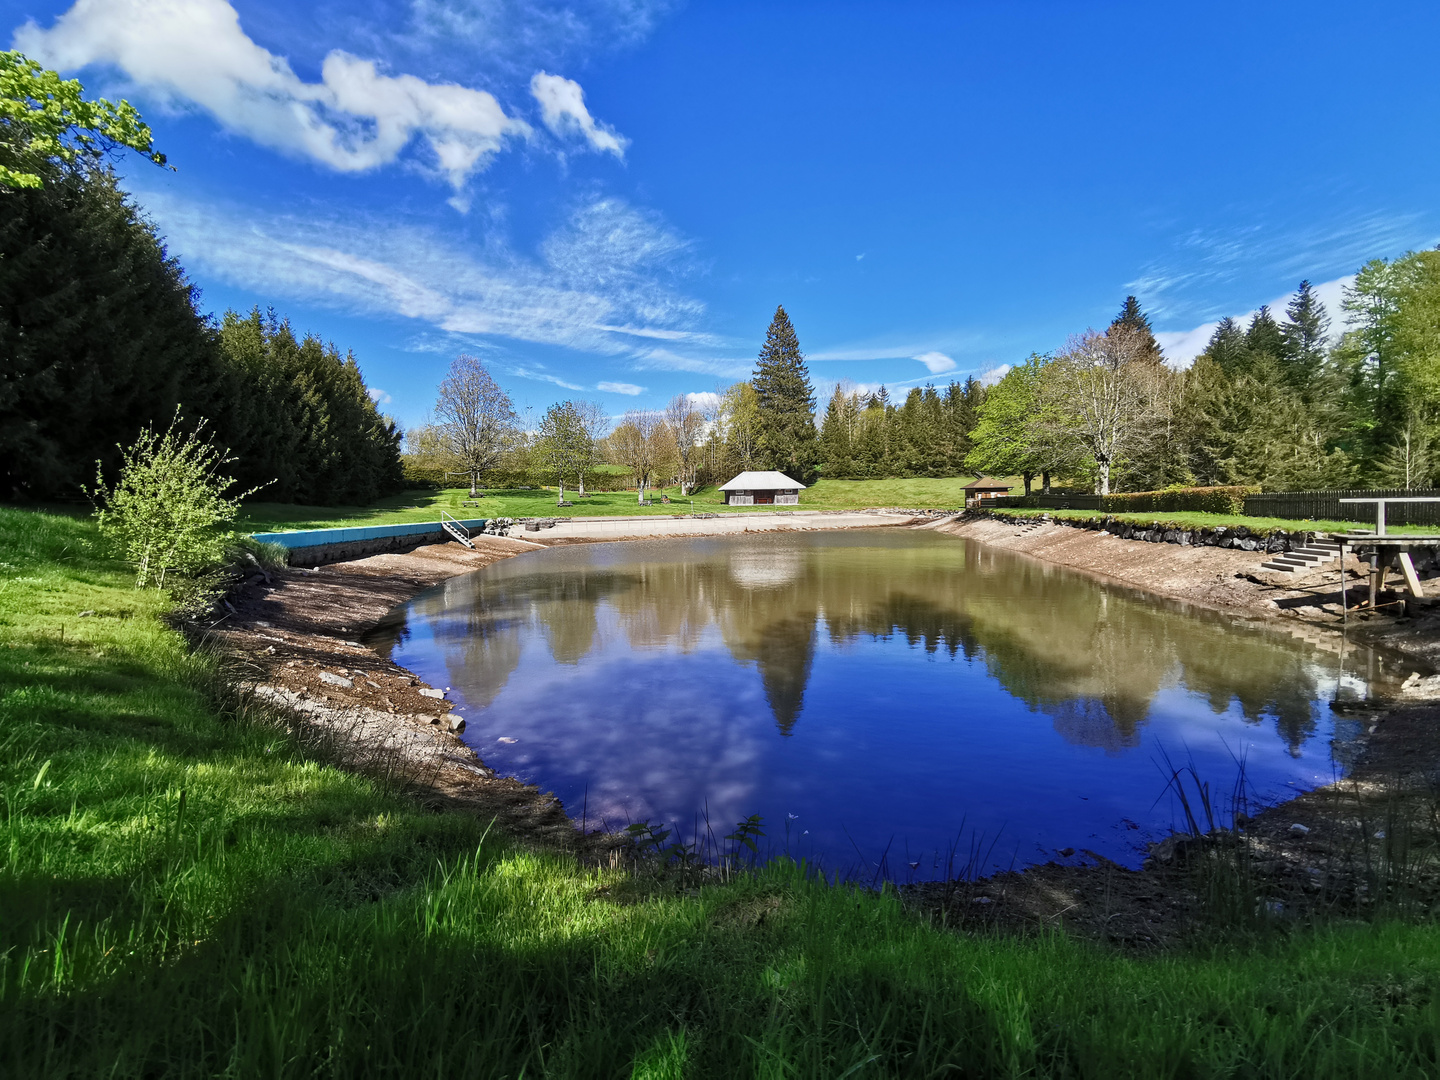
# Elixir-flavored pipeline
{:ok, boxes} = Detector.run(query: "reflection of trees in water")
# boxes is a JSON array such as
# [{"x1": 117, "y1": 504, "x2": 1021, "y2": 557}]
[{"x1": 407, "y1": 537, "x2": 1333, "y2": 749}]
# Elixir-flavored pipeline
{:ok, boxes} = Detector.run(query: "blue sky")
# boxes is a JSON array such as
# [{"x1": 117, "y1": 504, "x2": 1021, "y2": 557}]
[{"x1": 9, "y1": 0, "x2": 1440, "y2": 429}]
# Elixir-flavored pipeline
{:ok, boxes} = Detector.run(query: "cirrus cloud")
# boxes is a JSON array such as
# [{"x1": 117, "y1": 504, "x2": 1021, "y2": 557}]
[{"x1": 599, "y1": 381, "x2": 645, "y2": 395}]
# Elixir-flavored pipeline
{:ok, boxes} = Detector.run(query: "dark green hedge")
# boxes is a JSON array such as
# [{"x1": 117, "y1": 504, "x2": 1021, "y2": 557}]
[{"x1": 1102, "y1": 485, "x2": 1260, "y2": 515}]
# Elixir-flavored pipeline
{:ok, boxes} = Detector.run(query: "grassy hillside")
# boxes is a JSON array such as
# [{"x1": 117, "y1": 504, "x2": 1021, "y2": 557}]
[
  {"x1": 4, "y1": 506, "x2": 1440, "y2": 1076},
  {"x1": 238, "y1": 477, "x2": 987, "y2": 534}
]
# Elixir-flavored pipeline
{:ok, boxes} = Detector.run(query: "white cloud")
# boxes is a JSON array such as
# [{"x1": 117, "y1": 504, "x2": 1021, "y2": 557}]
[
  {"x1": 914, "y1": 351, "x2": 956, "y2": 375},
  {"x1": 15, "y1": 0, "x2": 534, "y2": 191},
  {"x1": 686, "y1": 391, "x2": 721, "y2": 411},
  {"x1": 530, "y1": 71, "x2": 627, "y2": 156},
  {"x1": 367, "y1": 386, "x2": 393, "y2": 405},
  {"x1": 139, "y1": 189, "x2": 705, "y2": 354},
  {"x1": 1155, "y1": 273, "x2": 1357, "y2": 368},
  {"x1": 977, "y1": 364, "x2": 1011, "y2": 386},
  {"x1": 599, "y1": 381, "x2": 645, "y2": 395}
]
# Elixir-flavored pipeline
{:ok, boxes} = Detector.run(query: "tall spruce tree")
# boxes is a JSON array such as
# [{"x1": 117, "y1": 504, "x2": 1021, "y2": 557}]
[
  {"x1": 1110, "y1": 295, "x2": 1163, "y2": 361},
  {"x1": 1201, "y1": 317, "x2": 1250, "y2": 376},
  {"x1": 752, "y1": 305, "x2": 819, "y2": 482},
  {"x1": 1278, "y1": 279, "x2": 1332, "y2": 398},
  {"x1": 1245, "y1": 305, "x2": 1287, "y2": 362},
  {"x1": 818, "y1": 385, "x2": 854, "y2": 478}
]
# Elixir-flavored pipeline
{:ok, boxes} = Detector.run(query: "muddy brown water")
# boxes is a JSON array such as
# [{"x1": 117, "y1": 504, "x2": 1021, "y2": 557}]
[{"x1": 367, "y1": 530, "x2": 1408, "y2": 878}]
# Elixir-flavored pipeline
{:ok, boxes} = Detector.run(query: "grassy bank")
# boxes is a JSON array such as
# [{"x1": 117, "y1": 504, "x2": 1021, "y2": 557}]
[
  {"x1": 4, "y1": 506, "x2": 1440, "y2": 1076},
  {"x1": 237, "y1": 477, "x2": 979, "y2": 533},
  {"x1": 993, "y1": 505, "x2": 1438, "y2": 536}
]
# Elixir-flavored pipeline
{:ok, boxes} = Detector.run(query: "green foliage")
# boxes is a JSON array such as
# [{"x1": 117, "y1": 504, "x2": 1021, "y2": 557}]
[
  {"x1": 1100, "y1": 484, "x2": 1260, "y2": 515},
  {"x1": 86, "y1": 412, "x2": 254, "y2": 587},
  {"x1": 0, "y1": 50, "x2": 165, "y2": 189},
  {"x1": 0, "y1": 166, "x2": 219, "y2": 499},
  {"x1": 752, "y1": 305, "x2": 819, "y2": 483},
  {"x1": 212, "y1": 308, "x2": 404, "y2": 504},
  {"x1": 534, "y1": 400, "x2": 592, "y2": 500}
]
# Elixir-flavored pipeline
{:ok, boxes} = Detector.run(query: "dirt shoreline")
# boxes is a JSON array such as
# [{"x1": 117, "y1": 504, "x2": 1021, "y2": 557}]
[{"x1": 215, "y1": 511, "x2": 1440, "y2": 946}]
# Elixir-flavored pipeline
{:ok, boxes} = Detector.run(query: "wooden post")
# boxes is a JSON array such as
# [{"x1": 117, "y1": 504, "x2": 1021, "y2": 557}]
[
  {"x1": 1399, "y1": 551, "x2": 1424, "y2": 598},
  {"x1": 1340, "y1": 539, "x2": 1348, "y2": 625},
  {"x1": 1368, "y1": 552, "x2": 1380, "y2": 608}
]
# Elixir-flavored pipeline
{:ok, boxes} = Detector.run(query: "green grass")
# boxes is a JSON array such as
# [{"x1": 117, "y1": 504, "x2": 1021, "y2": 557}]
[
  {"x1": 5, "y1": 506, "x2": 1440, "y2": 1076},
  {"x1": 237, "y1": 477, "x2": 982, "y2": 534},
  {"x1": 994, "y1": 506, "x2": 1439, "y2": 536}
]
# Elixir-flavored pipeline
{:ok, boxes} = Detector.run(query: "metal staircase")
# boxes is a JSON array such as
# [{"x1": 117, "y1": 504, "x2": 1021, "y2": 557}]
[
  {"x1": 440, "y1": 511, "x2": 476, "y2": 549},
  {"x1": 1260, "y1": 539, "x2": 1341, "y2": 574}
]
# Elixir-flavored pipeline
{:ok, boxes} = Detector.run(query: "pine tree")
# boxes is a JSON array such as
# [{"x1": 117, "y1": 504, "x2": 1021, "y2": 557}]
[
  {"x1": 1245, "y1": 305, "x2": 1286, "y2": 362},
  {"x1": 752, "y1": 305, "x2": 819, "y2": 483},
  {"x1": 1280, "y1": 280, "x2": 1331, "y2": 389},
  {"x1": 818, "y1": 386, "x2": 854, "y2": 478},
  {"x1": 1110, "y1": 295, "x2": 1163, "y2": 361},
  {"x1": 1200, "y1": 317, "x2": 1250, "y2": 376}
]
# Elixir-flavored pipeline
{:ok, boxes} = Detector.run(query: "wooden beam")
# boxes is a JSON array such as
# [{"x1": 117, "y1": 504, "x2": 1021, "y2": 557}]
[{"x1": 1399, "y1": 552, "x2": 1424, "y2": 598}]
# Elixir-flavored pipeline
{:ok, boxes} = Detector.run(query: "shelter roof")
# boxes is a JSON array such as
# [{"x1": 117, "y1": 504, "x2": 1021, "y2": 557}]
[
  {"x1": 718, "y1": 471, "x2": 807, "y2": 491},
  {"x1": 964, "y1": 477, "x2": 1013, "y2": 492}
]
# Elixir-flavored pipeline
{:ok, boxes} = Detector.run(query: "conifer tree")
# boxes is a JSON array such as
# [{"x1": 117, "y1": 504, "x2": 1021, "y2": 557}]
[
  {"x1": 1200, "y1": 317, "x2": 1250, "y2": 376},
  {"x1": 1245, "y1": 305, "x2": 1287, "y2": 362},
  {"x1": 818, "y1": 386, "x2": 854, "y2": 478},
  {"x1": 1280, "y1": 280, "x2": 1332, "y2": 387},
  {"x1": 752, "y1": 305, "x2": 819, "y2": 483},
  {"x1": 1110, "y1": 295, "x2": 1163, "y2": 361}
]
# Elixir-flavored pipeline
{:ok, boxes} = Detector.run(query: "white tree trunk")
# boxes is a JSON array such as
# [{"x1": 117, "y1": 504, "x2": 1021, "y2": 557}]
[{"x1": 1097, "y1": 460, "x2": 1110, "y2": 496}]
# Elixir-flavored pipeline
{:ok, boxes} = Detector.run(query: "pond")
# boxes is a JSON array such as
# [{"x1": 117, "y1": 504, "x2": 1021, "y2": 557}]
[{"x1": 368, "y1": 530, "x2": 1401, "y2": 878}]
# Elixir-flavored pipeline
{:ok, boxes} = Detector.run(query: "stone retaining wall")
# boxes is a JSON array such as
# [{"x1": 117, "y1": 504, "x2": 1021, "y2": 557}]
[{"x1": 968, "y1": 509, "x2": 1315, "y2": 553}]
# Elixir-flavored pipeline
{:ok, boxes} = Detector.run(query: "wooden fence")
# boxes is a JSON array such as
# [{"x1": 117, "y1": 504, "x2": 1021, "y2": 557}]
[{"x1": 1244, "y1": 489, "x2": 1440, "y2": 526}]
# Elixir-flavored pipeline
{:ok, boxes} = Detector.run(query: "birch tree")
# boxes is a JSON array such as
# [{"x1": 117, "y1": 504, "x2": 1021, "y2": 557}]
[{"x1": 1046, "y1": 326, "x2": 1168, "y2": 495}]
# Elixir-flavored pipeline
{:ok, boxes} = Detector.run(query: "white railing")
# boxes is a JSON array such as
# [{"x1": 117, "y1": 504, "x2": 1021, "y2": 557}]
[{"x1": 440, "y1": 511, "x2": 476, "y2": 549}]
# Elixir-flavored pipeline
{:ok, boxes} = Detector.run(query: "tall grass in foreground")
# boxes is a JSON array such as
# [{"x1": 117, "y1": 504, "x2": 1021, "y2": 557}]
[{"x1": 3, "y1": 506, "x2": 1440, "y2": 1077}]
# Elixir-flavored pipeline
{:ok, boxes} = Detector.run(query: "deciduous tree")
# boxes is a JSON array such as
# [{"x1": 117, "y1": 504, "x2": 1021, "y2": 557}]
[
  {"x1": 664, "y1": 394, "x2": 705, "y2": 495},
  {"x1": 433, "y1": 354, "x2": 518, "y2": 497}
]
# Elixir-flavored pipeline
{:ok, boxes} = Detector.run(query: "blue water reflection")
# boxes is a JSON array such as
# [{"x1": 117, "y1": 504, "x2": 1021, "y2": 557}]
[{"x1": 370, "y1": 530, "x2": 1390, "y2": 877}]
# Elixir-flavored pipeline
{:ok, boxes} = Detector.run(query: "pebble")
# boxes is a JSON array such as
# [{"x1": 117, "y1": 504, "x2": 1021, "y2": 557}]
[
  {"x1": 318, "y1": 671, "x2": 353, "y2": 688},
  {"x1": 419, "y1": 688, "x2": 445, "y2": 699},
  {"x1": 1289, "y1": 823, "x2": 1310, "y2": 836}
]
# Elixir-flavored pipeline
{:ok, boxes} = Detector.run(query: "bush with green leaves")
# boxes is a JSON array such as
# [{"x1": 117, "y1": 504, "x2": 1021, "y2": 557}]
[{"x1": 88, "y1": 412, "x2": 257, "y2": 587}]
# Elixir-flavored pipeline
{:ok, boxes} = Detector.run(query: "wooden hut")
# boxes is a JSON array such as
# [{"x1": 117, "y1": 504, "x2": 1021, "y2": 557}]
[
  {"x1": 719, "y1": 471, "x2": 806, "y2": 506},
  {"x1": 963, "y1": 477, "x2": 1013, "y2": 507}
]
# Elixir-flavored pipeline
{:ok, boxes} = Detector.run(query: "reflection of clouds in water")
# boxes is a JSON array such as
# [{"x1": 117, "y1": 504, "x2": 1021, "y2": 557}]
[
  {"x1": 454, "y1": 638, "x2": 772, "y2": 827},
  {"x1": 727, "y1": 549, "x2": 804, "y2": 590}
]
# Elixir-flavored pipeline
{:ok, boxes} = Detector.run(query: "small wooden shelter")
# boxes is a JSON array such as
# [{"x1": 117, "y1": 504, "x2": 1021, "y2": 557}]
[
  {"x1": 964, "y1": 477, "x2": 1012, "y2": 507},
  {"x1": 719, "y1": 470, "x2": 806, "y2": 506}
]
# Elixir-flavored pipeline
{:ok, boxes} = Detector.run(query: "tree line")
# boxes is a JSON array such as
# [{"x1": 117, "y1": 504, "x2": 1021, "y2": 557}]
[
  {"x1": 967, "y1": 267, "x2": 1440, "y2": 495},
  {"x1": 1, "y1": 53, "x2": 404, "y2": 504}
]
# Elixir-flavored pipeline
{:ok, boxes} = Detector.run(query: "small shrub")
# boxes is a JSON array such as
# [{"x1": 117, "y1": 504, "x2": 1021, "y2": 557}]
[{"x1": 88, "y1": 411, "x2": 260, "y2": 587}]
